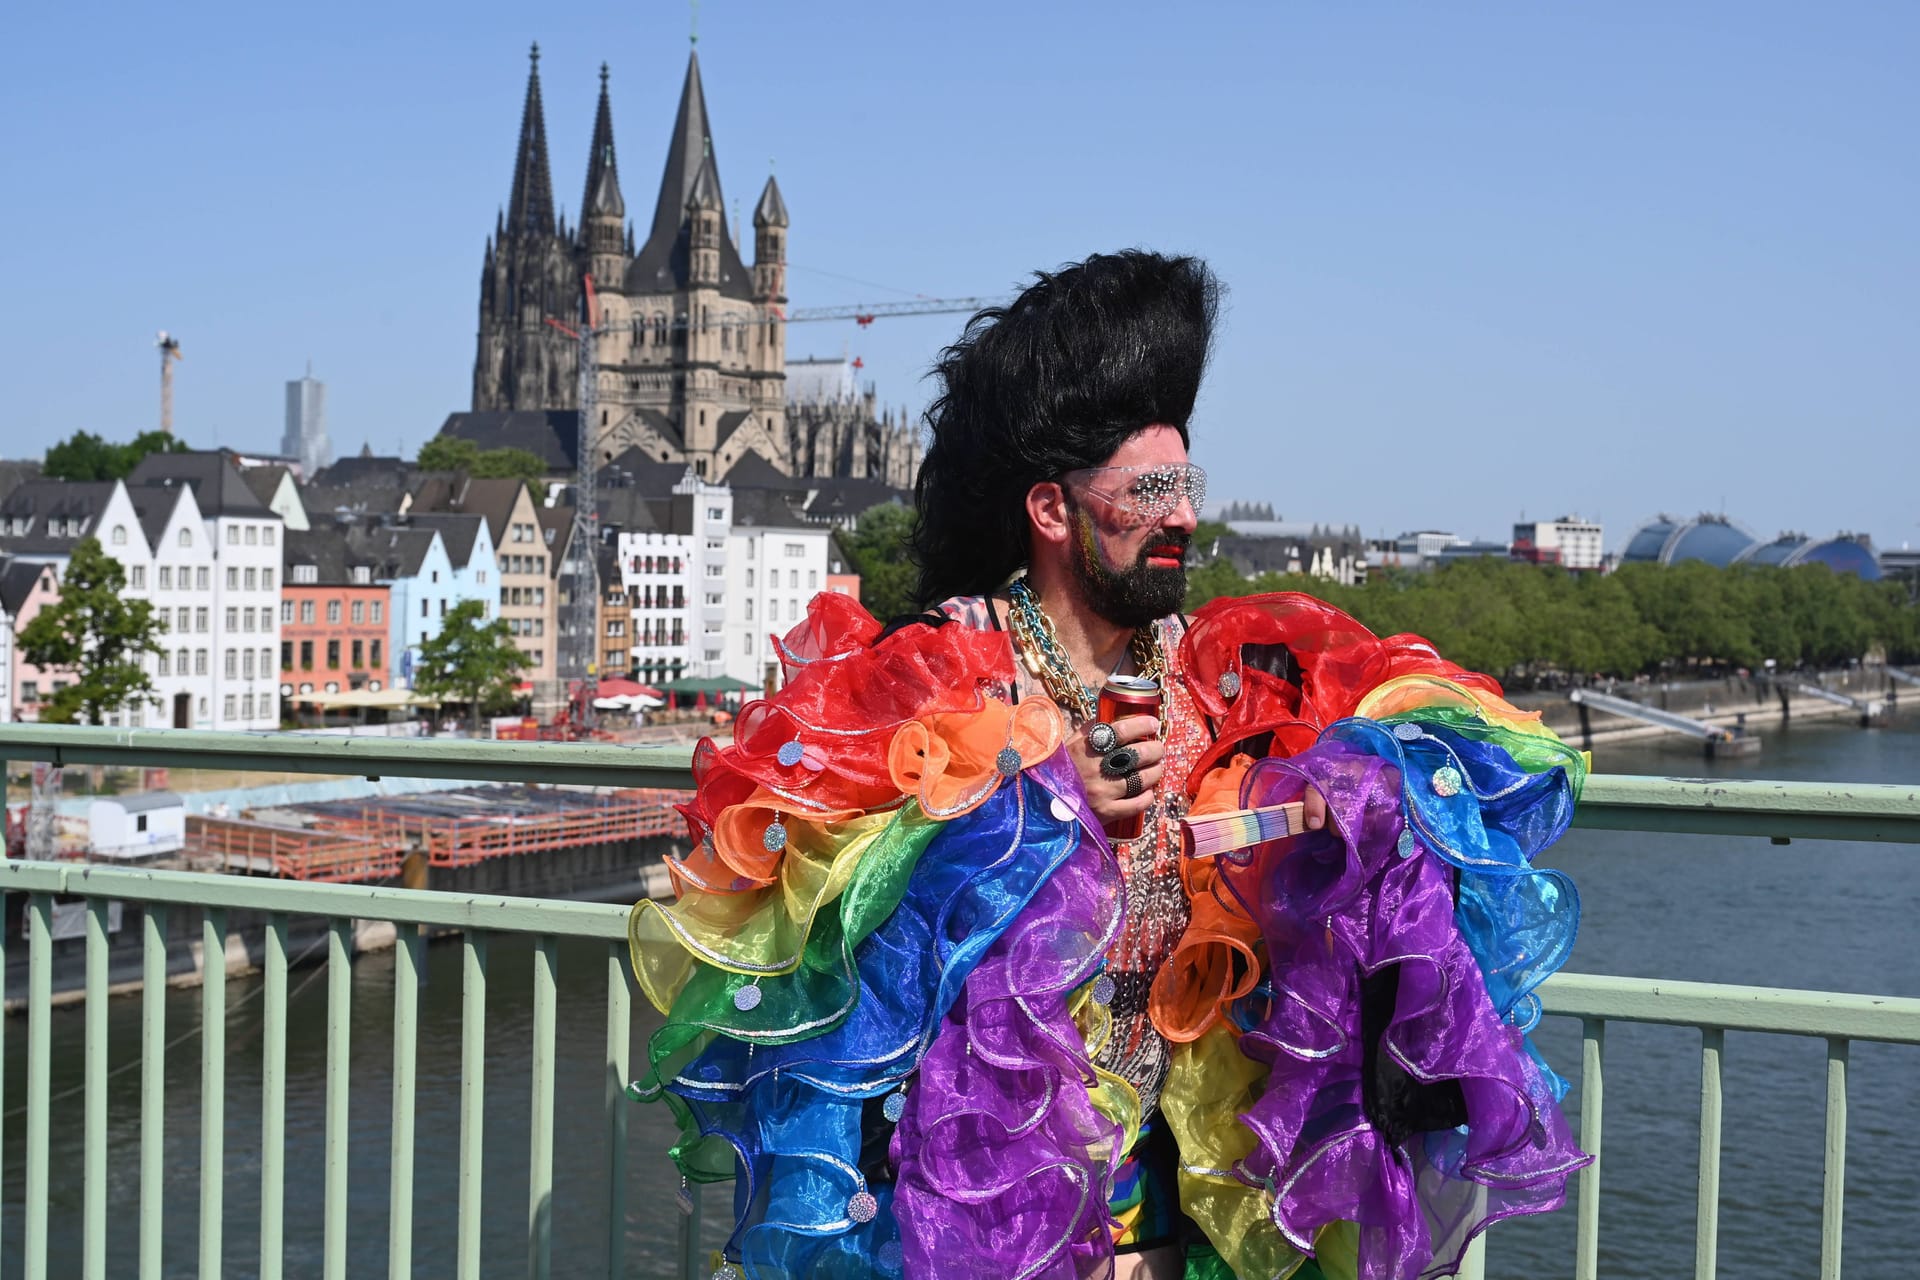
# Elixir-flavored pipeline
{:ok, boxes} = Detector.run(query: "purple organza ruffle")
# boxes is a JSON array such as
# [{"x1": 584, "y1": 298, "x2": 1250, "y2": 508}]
[
  {"x1": 890, "y1": 805, "x2": 1127, "y2": 1278},
  {"x1": 1227, "y1": 742, "x2": 1590, "y2": 1280}
]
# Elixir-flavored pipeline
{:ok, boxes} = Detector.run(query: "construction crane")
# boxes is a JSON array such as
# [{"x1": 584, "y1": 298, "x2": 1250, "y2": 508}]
[
  {"x1": 784, "y1": 297, "x2": 999, "y2": 328},
  {"x1": 546, "y1": 277, "x2": 602, "y2": 727},
  {"x1": 156, "y1": 331, "x2": 183, "y2": 435}
]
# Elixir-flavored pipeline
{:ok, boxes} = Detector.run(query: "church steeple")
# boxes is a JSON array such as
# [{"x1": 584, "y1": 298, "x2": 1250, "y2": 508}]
[
  {"x1": 581, "y1": 62, "x2": 627, "y2": 284},
  {"x1": 752, "y1": 174, "x2": 787, "y2": 303},
  {"x1": 582, "y1": 63, "x2": 624, "y2": 222},
  {"x1": 629, "y1": 50, "x2": 752, "y2": 297},
  {"x1": 506, "y1": 43, "x2": 556, "y2": 238}
]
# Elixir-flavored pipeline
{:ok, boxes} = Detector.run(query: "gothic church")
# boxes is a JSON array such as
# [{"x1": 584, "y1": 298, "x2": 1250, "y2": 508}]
[{"x1": 473, "y1": 45, "x2": 792, "y2": 481}]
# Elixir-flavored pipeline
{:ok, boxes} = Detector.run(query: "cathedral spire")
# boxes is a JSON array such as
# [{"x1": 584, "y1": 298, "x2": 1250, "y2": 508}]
[
  {"x1": 582, "y1": 62, "x2": 625, "y2": 220},
  {"x1": 633, "y1": 49, "x2": 746, "y2": 288},
  {"x1": 506, "y1": 42, "x2": 556, "y2": 237}
]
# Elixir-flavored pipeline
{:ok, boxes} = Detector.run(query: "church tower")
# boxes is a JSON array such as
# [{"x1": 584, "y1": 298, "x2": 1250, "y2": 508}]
[
  {"x1": 580, "y1": 64, "x2": 627, "y2": 289},
  {"x1": 473, "y1": 44, "x2": 581, "y2": 412}
]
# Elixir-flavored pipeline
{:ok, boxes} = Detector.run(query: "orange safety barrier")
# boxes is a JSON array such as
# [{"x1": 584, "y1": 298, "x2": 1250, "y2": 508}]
[{"x1": 185, "y1": 815, "x2": 404, "y2": 883}]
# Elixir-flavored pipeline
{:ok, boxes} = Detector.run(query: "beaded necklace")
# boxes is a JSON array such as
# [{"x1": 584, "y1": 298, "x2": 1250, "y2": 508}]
[{"x1": 1005, "y1": 578, "x2": 1163, "y2": 720}]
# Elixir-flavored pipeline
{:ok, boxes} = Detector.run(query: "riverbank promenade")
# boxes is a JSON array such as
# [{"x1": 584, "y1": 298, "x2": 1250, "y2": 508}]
[{"x1": 1, "y1": 726, "x2": 1915, "y2": 1280}]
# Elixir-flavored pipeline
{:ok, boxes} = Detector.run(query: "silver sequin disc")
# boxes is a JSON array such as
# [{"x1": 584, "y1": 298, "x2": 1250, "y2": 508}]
[
  {"x1": 1431, "y1": 766, "x2": 1463, "y2": 798},
  {"x1": 711, "y1": 1265, "x2": 743, "y2": 1280},
  {"x1": 1218, "y1": 670, "x2": 1242, "y2": 700},
  {"x1": 878, "y1": 1240, "x2": 904, "y2": 1272},
  {"x1": 733, "y1": 984, "x2": 763, "y2": 1012},
  {"x1": 1091, "y1": 974, "x2": 1116, "y2": 1006},
  {"x1": 995, "y1": 745, "x2": 1023, "y2": 776},
  {"x1": 882, "y1": 1090, "x2": 908, "y2": 1123},
  {"x1": 777, "y1": 739, "x2": 806, "y2": 767},
  {"x1": 762, "y1": 821, "x2": 788, "y2": 853},
  {"x1": 1396, "y1": 829, "x2": 1417, "y2": 859},
  {"x1": 847, "y1": 1190, "x2": 879, "y2": 1223},
  {"x1": 1393, "y1": 722, "x2": 1423, "y2": 742}
]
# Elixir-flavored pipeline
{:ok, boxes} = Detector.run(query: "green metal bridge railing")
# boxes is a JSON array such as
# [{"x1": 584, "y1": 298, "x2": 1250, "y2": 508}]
[{"x1": 0, "y1": 725, "x2": 1914, "y2": 1280}]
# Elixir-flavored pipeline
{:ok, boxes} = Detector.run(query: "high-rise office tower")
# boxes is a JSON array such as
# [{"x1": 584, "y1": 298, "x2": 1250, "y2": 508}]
[{"x1": 282, "y1": 365, "x2": 330, "y2": 476}]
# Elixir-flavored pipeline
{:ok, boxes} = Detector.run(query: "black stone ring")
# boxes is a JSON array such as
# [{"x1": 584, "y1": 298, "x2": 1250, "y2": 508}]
[
  {"x1": 1086, "y1": 721, "x2": 1119, "y2": 754},
  {"x1": 1122, "y1": 770, "x2": 1145, "y2": 799},
  {"x1": 1101, "y1": 746, "x2": 1141, "y2": 779}
]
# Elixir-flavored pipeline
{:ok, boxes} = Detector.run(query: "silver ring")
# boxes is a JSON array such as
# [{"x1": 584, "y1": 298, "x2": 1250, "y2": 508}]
[
  {"x1": 1086, "y1": 721, "x2": 1118, "y2": 754},
  {"x1": 1122, "y1": 770, "x2": 1145, "y2": 799},
  {"x1": 1101, "y1": 746, "x2": 1140, "y2": 779}
]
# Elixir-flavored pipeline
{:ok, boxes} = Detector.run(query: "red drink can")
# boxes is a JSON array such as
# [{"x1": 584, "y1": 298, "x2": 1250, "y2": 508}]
[{"x1": 1097, "y1": 674, "x2": 1163, "y2": 842}]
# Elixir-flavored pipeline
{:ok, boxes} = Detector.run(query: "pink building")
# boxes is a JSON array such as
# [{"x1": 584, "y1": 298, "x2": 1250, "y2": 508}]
[{"x1": 1, "y1": 558, "x2": 65, "y2": 722}]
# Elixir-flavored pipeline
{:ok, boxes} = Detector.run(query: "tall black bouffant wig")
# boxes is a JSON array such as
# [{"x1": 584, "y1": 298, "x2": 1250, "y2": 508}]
[{"x1": 909, "y1": 249, "x2": 1220, "y2": 608}]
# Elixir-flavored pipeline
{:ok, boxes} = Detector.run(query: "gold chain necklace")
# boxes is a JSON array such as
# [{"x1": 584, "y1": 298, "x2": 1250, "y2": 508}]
[{"x1": 1006, "y1": 578, "x2": 1163, "y2": 723}]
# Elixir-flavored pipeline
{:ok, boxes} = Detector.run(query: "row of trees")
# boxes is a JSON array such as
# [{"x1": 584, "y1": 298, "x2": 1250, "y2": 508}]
[
  {"x1": 1185, "y1": 554, "x2": 1918, "y2": 682},
  {"x1": 840, "y1": 503, "x2": 1913, "y2": 682}
]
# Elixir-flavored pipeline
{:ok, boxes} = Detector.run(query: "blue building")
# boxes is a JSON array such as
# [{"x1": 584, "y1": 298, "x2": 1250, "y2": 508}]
[{"x1": 1621, "y1": 514, "x2": 1882, "y2": 579}]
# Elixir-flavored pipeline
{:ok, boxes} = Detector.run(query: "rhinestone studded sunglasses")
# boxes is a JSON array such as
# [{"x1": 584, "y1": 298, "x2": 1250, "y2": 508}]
[{"x1": 1061, "y1": 462, "x2": 1208, "y2": 528}]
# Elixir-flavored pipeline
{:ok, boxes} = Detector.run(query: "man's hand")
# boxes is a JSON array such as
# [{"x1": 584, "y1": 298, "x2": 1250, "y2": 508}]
[{"x1": 1073, "y1": 714, "x2": 1164, "y2": 829}]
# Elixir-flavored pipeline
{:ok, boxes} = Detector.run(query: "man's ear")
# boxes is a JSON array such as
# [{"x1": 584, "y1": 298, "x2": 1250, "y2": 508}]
[{"x1": 1025, "y1": 481, "x2": 1072, "y2": 548}]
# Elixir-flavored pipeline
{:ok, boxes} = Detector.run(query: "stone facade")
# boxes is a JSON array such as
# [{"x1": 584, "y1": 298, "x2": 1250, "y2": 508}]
[{"x1": 472, "y1": 47, "x2": 790, "y2": 482}]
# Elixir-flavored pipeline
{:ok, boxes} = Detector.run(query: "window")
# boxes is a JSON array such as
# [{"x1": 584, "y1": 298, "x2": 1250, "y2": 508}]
[
  {"x1": 159, "y1": 566, "x2": 172, "y2": 590},
  {"x1": 351, "y1": 566, "x2": 369, "y2": 584},
  {"x1": 351, "y1": 639, "x2": 364, "y2": 669},
  {"x1": 420, "y1": 600, "x2": 428, "y2": 618},
  {"x1": 245, "y1": 568, "x2": 257, "y2": 590},
  {"x1": 608, "y1": 620, "x2": 625, "y2": 637},
  {"x1": 243, "y1": 650, "x2": 256, "y2": 678},
  {"x1": 227, "y1": 567, "x2": 239, "y2": 590},
  {"x1": 707, "y1": 506, "x2": 724, "y2": 521},
  {"x1": 293, "y1": 564, "x2": 317, "y2": 584},
  {"x1": 243, "y1": 609, "x2": 256, "y2": 632},
  {"x1": 260, "y1": 647, "x2": 272, "y2": 673},
  {"x1": 372, "y1": 601, "x2": 383, "y2": 623},
  {"x1": 282, "y1": 601, "x2": 293, "y2": 623},
  {"x1": 227, "y1": 526, "x2": 240, "y2": 545},
  {"x1": 743, "y1": 634, "x2": 752, "y2": 655},
  {"x1": 327, "y1": 640, "x2": 340, "y2": 669},
  {"x1": 196, "y1": 607, "x2": 208, "y2": 632},
  {"x1": 178, "y1": 529, "x2": 192, "y2": 548},
  {"x1": 808, "y1": 570, "x2": 818, "y2": 589},
  {"x1": 225, "y1": 607, "x2": 238, "y2": 631},
  {"x1": 705, "y1": 564, "x2": 724, "y2": 578},
  {"x1": 300, "y1": 600, "x2": 314, "y2": 623},
  {"x1": 746, "y1": 568, "x2": 754, "y2": 587},
  {"x1": 196, "y1": 568, "x2": 208, "y2": 591},
  {"x1": 326, "y1": 601, "x2": 341, "y2": 624},
  {"x1": 281, "y1": 641, "x2": 292, "y2": 669},
  {"x1": 245, "y1": 526, "x2": 258, "y2": 546},
  {"x1": 195, "y1": 650, "x2": 208, "y2": 676},
  {"x1": 21, "y1": 682, "x2": 36, "y2": 703},
  {"x1": 789, "y1": 570, "x2": 798, "y2": 589},
  {"x1": 158, "y1": 652, "x2": 171, "y2": 677},
  {"x1": 430, "y1": 570, "x2": 439, "y2": 584},
  {"x1": 370, "y1": 639, "x2": 383, "y2": 669},
  {"x1": 225, "y1": 651, "x2": 238, "y2": 678},
  {"x1": 263, "y1": 527, "x2": 275, "y2": 547},
  {"x1": 746, "y1": 542, "x2": 755, "y2": 560},
  {"x1": 299, "y1": 640, "x2": 313, "y2": 670},
  {"x1": 706, "y1": 538, "x2": 724, "y2": 552},
  {"x1": 263, "y1": 568, "x2": 274, "y2": 590},
  {"x1": 176, "y1": 607, "x2": 189, "y2": 631},
  {"x1": 177, "y1": 647, "x2": 189, "y2": 673},
  {"x1": 351, "y1": 600, "x2": 364, "y2": 624},
  {"x1": 111, "y1": 525, "x2": 126, "y2": 545},
  {"x1": 242, "y1": 693, "x2": 254, "y2": 718},
  {"x1": 745, "y1": 599, "x2": 753, "y2": 621},
  {"x1": 224, "y1": 694, "x2": 237, "y2": 719},
  {"x1": 784, "y1": 543, "x2": 803, "y2": 558},
  {"x1": 131, "y1": 566, "x2": 146, "y2": 589},
  {"x1": 439, "y1": 600, "x2": 446, "y2": 617},
  {"x1": 532, "y1": 588, "x2": 544, "y2": 606}
]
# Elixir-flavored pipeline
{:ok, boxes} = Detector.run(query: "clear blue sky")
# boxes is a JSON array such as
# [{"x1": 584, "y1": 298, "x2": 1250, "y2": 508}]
[{"x1": 3, "y1": 1, "x2": 1914, "y2": 551}]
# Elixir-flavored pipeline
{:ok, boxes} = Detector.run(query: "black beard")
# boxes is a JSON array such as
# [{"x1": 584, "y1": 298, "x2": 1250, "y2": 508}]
[{"x1": 1071, "y1": 519, "x2": 1190, "y2": 630}]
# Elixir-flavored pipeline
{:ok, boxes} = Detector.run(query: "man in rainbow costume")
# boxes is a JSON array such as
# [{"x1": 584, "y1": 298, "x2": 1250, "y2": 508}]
[{"x1": 630, "y1": 251, "x2": 1590, "y2": 1279}]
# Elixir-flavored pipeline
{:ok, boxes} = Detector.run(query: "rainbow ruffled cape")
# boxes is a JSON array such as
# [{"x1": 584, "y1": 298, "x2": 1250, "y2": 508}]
[{"x1": 629, "y1": 592, "x2": 1590, "y2": 1280}]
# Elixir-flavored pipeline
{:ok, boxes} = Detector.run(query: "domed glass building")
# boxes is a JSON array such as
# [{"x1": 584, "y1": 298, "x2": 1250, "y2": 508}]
[{"x1": 1622, "y1": 516, "x2": 1883, "y2": 579}]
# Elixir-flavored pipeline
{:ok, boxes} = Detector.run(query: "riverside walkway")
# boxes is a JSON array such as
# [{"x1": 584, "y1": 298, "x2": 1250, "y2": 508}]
[{"x1": 0, "y1": 725, "x2": 1916, "y2": 1280}]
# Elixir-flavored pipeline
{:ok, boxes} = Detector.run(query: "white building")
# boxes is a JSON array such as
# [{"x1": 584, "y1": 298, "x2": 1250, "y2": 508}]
[
  {"x1": 725, "y1": 490, "x2": 831, "y2": 692},
  {"x1": 1513, "y1": 516, "x2": 1605, "y2": 571},
  {"x1": 88, "y1": 792, "x2": 186, "y2": 860}
]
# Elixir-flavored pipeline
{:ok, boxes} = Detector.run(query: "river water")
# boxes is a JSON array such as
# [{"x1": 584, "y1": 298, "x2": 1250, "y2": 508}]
[{"x1": 3, "y1": 716, "x2": 1916, "y2": 1278}]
